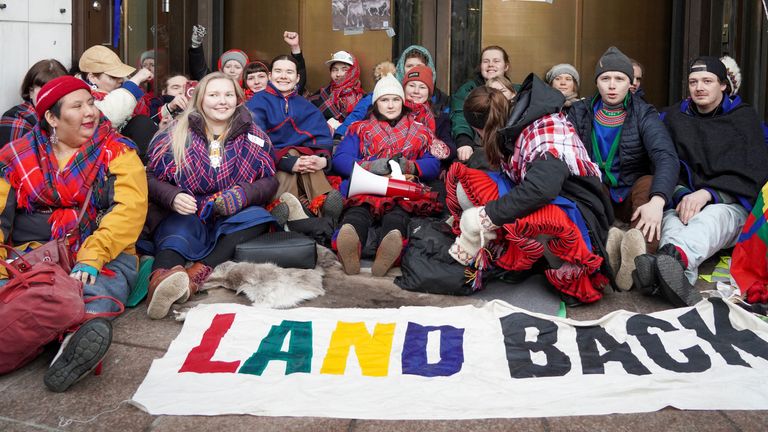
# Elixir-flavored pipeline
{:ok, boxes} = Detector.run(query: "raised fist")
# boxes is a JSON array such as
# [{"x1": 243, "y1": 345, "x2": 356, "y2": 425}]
[{"x1": 191, "y1": 25, "x2": 207, "y2": 48}]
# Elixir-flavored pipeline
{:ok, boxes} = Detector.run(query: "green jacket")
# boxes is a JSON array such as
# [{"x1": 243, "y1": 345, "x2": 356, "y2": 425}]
[{"x1": 450, "y1": 75, "x2": 485, "y2": 146}]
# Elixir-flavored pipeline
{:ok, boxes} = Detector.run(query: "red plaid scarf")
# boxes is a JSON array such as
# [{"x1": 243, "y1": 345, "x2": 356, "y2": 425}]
[
  {"x1": 404, "y1": 100, "x2": 436, "y2": 132},
  {"x1": 350, "y1": 114, "x2": 432, "y2": 161},
  {"x1": 0, "y1": 101, "x2": 37, "y2": 145},
  {"x1": 0, "y1": 121, "x2": 134, "y2": 249},
  {"x1": 315, "y1": 59, "x2": 364, "y2": 121},
  {"x1": 503, "y1": 113, "x2": 600, "y2": 184}
]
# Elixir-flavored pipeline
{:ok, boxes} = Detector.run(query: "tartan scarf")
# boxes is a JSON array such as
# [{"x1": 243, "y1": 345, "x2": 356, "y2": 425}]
[
  {"x1": 0, "y1": 121, "x2": 134, "y2": 250},
  {"x1": 0, "y1": 101, "x2": 37, "y2": 144},
  {"x1": 148, "y1": 107, "x2": 275, "y2": 208},
  {"x1": 503, "y1": 113, "x2": 600, "y2": 184},
  {"x1": 404, "y1": 99, "x2": 436, "y2": 132},
  {"x1": 351, "y1": 114, "x2": 432, "y2": 161},
  {"x1": 316, "y1": 59, "x2": 364, "y2": 121}
]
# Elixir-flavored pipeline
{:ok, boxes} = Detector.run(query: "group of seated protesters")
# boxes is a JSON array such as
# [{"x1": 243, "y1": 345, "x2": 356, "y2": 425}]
[{"x1": 2, "y1": 24, "x2": 768, "y2": 393}]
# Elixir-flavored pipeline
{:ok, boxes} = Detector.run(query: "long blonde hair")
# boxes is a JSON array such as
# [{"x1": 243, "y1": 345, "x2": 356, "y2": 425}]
[{"x1": 168, "y1": 72, "x2": 245, "y2": 169}]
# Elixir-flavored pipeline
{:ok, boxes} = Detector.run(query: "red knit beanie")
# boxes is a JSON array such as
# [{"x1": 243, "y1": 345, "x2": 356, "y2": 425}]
[
  {"x1": 402, "y1": 65, "x2": 434, "y2": 96},
  {"x1": 35, "y1": 76, "x2": 91, "y2": 118}
]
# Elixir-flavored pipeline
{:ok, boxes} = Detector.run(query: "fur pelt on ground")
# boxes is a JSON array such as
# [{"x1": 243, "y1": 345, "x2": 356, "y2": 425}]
[{"x1": 202, "y1": 261, "x2": 325, "y2": 308}]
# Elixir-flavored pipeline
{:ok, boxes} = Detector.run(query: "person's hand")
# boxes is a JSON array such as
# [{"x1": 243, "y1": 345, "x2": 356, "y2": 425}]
[
  {"x1": 167, "y1": 95, "x2": 188, "y2": 113},
  {"x1": 457, "y1": 145, "x2": 474, "y2": 161},
  {"x1": 303, "y1": 155, "x2": 327, "y2": 172},
  {"x1": 631, "y1": 195, "x2": 665, "y2": 242},
  {"x1": 70, "y1": 263, "x2": 98, "y2": 285},
  {"x1": 676, "y1": 189, "x2": 711, "y2": 225},
  {"x1": 214, "y1": 186, "x2": 246, "y2": 216},
  {"x1": 191, "y1": 25, "x2": 206, "y2": 48},
  {"x1": 361, "y1": 158, "x2": 391, "y2": 176},
  {"x1": 129, "y1": 68, "x2": 154, "y2": 86},
  {"x1": 172, "y1": 192, "x2": 197, "y2": 215},
  {"x1": 283, "y1": 31, "x2": 301, "y2": 54}
]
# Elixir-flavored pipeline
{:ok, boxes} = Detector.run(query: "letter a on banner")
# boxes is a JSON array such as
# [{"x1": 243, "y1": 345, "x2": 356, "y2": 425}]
[
  {"x1": 239, "y1": 320, "x2": 313, "y2": 376},
  {"x1": 321, "y1": 322, "x2": 396, "y2": 376}
]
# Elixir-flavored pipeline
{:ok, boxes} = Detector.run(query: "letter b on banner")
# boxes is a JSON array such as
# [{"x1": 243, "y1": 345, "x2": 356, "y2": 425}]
[{"x1": 500, "y1": 313, "x2": 571, "y2": 378}]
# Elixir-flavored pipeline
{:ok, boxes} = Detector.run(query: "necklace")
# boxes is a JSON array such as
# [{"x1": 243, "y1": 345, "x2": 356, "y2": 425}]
[{"x1": 209, "y1": 136, "x2": 222, "y2": 169}]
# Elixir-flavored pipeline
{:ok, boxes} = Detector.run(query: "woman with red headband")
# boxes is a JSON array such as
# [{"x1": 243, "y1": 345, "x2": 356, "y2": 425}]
[{"x1": 0, "y1": 76, "x2": 148, "y2": 391}]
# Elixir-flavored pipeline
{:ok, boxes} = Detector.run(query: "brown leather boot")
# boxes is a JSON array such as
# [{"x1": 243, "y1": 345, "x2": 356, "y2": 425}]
[
  {"x1": 184, "y1": 262, "x2": 213, "y2": 301},
  {"x1": 372, "y1": 230, "x2": 403, "y2": 277},
  {"x1": 146, "y1": 266, "x2": 189, "y2": 320},
  {"x1": 336, "y1": 224, "x2": 361, "y2": 275}
]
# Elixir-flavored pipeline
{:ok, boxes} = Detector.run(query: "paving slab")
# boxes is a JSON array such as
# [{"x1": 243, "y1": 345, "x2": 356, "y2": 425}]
[
  {"x1": 544, "y1": 409, "x2": 741, "y2": 431},
  {"x1": 0, "y1": 344, "x2": 157, "y2": 432},
  {"x1": 150, "y1": 415, "x2": 352, "y2": 432},
  {"x1": 352, "y1": 418, "x2": 547, "y2": 431}
]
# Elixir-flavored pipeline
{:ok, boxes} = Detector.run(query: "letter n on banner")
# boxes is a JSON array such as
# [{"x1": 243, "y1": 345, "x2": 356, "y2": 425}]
[
  {"x1": 320, "y1": 322, "x2": 395, "y2": 377},
  {"x1": 239, "y1": 320, "x2": 313, "y2": 376},
  {"x1": 179, "y1": 313, "x2": 241, "y2": 373},
  {"x1": 401, "y1": 322, "x2": 464, "y2": 377},
  {"x1": 499, "y1": 313, "x2": 571, "y2": 378}
]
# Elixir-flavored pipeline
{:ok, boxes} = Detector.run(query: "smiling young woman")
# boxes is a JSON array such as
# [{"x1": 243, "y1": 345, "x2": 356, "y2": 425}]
[{"x1": 146, "y1": 72, "x2": 278, "y2": 321}]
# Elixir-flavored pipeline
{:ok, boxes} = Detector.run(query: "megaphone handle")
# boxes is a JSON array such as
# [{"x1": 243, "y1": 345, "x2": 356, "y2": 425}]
[{"x1": 388, "y1": 159, "x2": 405, "y2": 180}]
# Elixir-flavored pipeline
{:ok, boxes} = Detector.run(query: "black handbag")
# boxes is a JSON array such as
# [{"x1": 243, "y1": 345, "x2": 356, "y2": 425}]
[{"x1": 234, "y1": 231, "x2": 317, "y2": 269}]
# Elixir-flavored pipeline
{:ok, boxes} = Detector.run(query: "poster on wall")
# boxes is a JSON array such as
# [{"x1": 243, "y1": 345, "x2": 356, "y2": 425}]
[{"x1": 332, "y1": 0, "x2": 392, "y2": 32}]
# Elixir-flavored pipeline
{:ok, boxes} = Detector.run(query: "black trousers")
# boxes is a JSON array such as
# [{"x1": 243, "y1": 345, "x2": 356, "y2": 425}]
[{"x1": 341, "y1": 205, "x2": 409, "y2": 246}]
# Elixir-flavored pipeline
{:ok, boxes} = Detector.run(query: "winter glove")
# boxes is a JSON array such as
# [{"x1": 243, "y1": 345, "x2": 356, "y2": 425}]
[
  {"x1": 394, "y1": 156, "x2": 418, "y2": 175},
  {"x1": 448, "y1": 206, "x2": 499, "y2": 266},
  {"x1": 745, "y1": 281, "x2": 768, "y2": 304},
  {"x1": 361, "y1": 158, "x2": 391, "y2": 176},
  {"x1": 190, "y1": 25, "x2": 207, "y2": 48},
  {"x1": 71, "y1": 263, "x2": 98, "y2": 278},
  {"x1": 214, "y1": 186, "x2": 246, "y2": 216},
  {"x1": 429, "y1": 139, "x2": 451, "y2": 160}
]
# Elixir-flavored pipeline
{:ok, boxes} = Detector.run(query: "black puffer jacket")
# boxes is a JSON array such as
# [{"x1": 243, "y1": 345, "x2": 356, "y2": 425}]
[{"x1": 567, "y1": 94, "x2": 678, "y2": 204}]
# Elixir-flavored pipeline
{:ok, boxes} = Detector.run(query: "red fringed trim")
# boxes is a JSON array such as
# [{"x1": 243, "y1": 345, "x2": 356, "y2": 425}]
[
  {"x1": 308, "y1": 194, "x2": 326, "y2": 215},
  {"x1": 445, "y1": 163, "x2": 501, "y2": 234},
  {"x1": 327, "y1": 175, "x2": 343, "y2": 190},
  {"x1": 345, "y1": 194, "x2": 441, "y2": 219},
  {"x1": 264, "y1": 198, "x2": 282, "y2": 212},
  {"x1": 545, "y1": 263, "x2": 603, "y2": 303}
]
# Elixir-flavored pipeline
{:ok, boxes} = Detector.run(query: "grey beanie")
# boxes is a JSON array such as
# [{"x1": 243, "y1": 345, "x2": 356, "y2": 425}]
[
  {"x1": 546, "y1": 63, "x2": 580, "y2": 86},
  {"x1": 594, "y1": 46, "x2": 634, "y2": 82}
]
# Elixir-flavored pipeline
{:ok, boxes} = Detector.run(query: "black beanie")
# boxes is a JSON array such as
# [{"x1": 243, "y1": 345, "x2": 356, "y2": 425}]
[
  {"x1": 689, "y1": 56, "x2": 727, "y2": 82},
  {"x1": 594, "y1": 46, "x2": 634, "y2": 82}
]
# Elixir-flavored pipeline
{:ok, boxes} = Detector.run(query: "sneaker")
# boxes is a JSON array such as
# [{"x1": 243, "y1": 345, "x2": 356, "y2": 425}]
[
  {"x1": 336, "y1": 224, "x2": 361, "y2": 275},
  {"x1": 146, "y1": 266, "x2": 189, "y2": 319},
  {"x1": 322, "y1": 190, "x2": 344, "y2": 226},
  {"x1": 605, "y1": 227, "x2": 624, "y2": 276},
  {"x1": 615, "y1": 228, "x2": 646, "y2": 291},
  {"x1": 44, "y1": 318, "x2": 112, "y2": 393},
  {"x1": 655, "y1": 254, "x2": 703, "y2": 307},
  {"x1": 270, "y1": 202, "x2": 289, "y2": 227},
  {"x1": 371, "y1": 230, "x2": 403, "y2": 277}
]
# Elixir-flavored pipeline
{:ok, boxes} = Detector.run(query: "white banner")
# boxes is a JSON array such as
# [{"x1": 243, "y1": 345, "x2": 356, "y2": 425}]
[{"x1": 132, "y1": 299, "x2": 768, "y2": 419}]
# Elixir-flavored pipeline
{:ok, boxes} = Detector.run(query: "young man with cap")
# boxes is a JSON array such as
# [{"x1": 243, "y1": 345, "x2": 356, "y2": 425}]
[
  {"x1": 567, "y1": 46, "x2": 679, "y2": 291},
  {"x1": 308, "y1": 50, "x2": 364, "y2": 133},
  {"x1": 78, "y1": 45, "x2": 153, "y2": 130},
  {"x1": 632, "y1": 56, "x2": 768, "y2": 307},
  {"x1": 545, "y1": 63, "x2": 581, "y2": 108}
]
